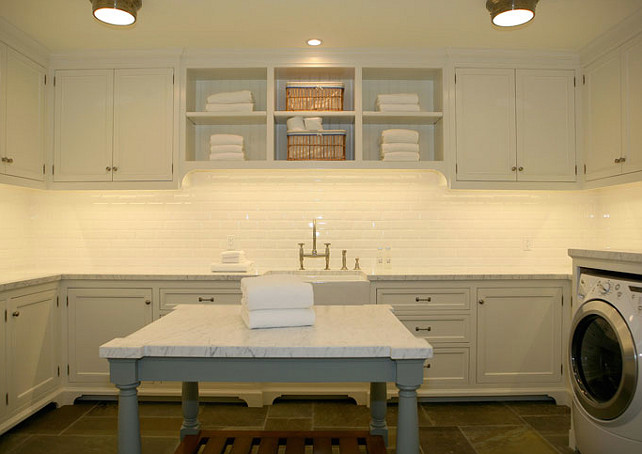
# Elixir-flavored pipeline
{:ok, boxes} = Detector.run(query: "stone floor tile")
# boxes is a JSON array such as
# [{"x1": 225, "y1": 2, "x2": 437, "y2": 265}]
[
  {"x1": 199, "y1": 403, "x2": 267, "y2": 429},
  {"x1": 522, "y1": 415, "x2": 571, "y2": 434},
  {"x1": 7, "y1": 402, "x2": 96, "y2": 435},
  {"x1": 418, "y1": 427, "x2": 476, "y2": 454},
  {"x1": 9, "y1": 435, "x2": 117, "y2": 454},
  {"x1": 461, "y1": 425, "x2": 559, "y2": 454},
  {"x1": 267, "y1": 400, "x2": 313, "y2": 418},
  {"x1": 140, "y1": 436, "x2": 180, "y2": 454},
  {"x1": 506, "y1": 402, "x2": 571, "y2": 416},
  {"x1": 422, "y1": 402, "x2": 524, "y2": 426},
  {"x1": 264, "y1": 417, "x2": 313, "y2": 430},
  {"x1": 541, "y1": 433, "x2": 574, "y2": 454},
  {"x1": 62, "y1": 417, "x2": 118, "y2": 436},
  {"x1": 139, "y1": 417, "x2": 184, "y2": 436},
  {"x1": 313, "y1": 401, "x2": 371, "y2": 429},
  {"x1": 0, "y1": 432, "x2": 32, "y2": 453}
]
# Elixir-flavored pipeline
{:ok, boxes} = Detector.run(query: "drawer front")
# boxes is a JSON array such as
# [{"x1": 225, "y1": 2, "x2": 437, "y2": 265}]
[
  {"x1": 423, "y1": 347, "x2": 470, "y2": 386},
  {"x1": 400, "y1": 315, "x2": 471, "y2": 343},
  {"x1": 377, "y1": 288, "x2": 470, "y2": 311},
  {"x1": 160, "y1": 288, "x2": 241, "y2": 310}
]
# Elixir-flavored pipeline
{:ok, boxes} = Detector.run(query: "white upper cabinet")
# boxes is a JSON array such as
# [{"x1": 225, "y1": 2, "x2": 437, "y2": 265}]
[
  {"x1": 54, "y1": 68, "x2": 174, "y2": 183},
  {"x1": 0, "y1": 44, "x2": 46, "y2": 182},
  {"x1": 455, "y1": 67, "x2": 576, "y2": 184},
  {"x1": 622, "y1": 34, "x2": 642, "y2": 176}
]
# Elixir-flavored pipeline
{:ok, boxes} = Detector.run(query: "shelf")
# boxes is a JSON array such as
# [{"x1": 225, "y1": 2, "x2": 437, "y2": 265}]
[
  {"x1": 182, "y1": 160, "x2": 447, "y2": 172},
  {"x1": 186, "y1": 111, "x2": 267, "y2": 125},
  {"x1": 362, "y1": 111, "x2": 443, "y2": 125},
  {"x1": 274, "y1": 111, "x2": 356, "y2": 123}
]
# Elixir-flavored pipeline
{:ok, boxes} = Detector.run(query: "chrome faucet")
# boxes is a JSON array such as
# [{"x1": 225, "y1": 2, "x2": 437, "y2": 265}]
[{"x1": 298, "y1": 219, "x2": 330, "y2": 270}]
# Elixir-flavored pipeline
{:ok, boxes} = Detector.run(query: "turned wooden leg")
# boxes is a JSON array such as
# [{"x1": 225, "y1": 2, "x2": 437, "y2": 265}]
[
  {"x1": 369, "y1": 382, "x2": 388, "y2": 445},
  {"x1": 180, "y1": 381, "x2": 201, "y2": 439}
]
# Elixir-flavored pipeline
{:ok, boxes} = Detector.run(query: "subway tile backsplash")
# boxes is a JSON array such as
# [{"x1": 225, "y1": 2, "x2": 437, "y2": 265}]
[{"x1": 2, "y1": 171, "x2": 642, "y2": 276}]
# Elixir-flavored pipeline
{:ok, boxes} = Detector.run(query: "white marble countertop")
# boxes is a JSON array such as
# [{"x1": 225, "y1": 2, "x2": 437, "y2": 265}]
[
  {"x1": 568, "y1": 248, "x2": 642, "y2": 264},
  {"x1": 99, "y1": 304, "x2": 433, "y2": 360}
]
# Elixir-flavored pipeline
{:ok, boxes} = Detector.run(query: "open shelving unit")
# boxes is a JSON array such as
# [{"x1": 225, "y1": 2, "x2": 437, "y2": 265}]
[{"x1": 182, "y1": 65, "x2": 444, "y2": 173}]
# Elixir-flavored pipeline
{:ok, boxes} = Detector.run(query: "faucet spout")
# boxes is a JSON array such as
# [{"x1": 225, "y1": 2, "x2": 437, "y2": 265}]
[
  {"x1": 298, "y1": 219, "x2": 331, "y2": 270},
  {"x1": 311, "y1": 219, "x2": 318, "y2": 255}
]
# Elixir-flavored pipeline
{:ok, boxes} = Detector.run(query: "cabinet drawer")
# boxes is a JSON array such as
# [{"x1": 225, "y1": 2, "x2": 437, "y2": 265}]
[
  {"x1": 377, "y1": 288, "x2": 470, "y2": 311},
  {"x1": 423, "y1": 347, "x2": 470, "y2": 386},
  {"x1": 400, "y1": 315, "x2": 471, "y2": 343},
  {"x1": 160, "y1": 288, "x2": 241, "y2": 310}
]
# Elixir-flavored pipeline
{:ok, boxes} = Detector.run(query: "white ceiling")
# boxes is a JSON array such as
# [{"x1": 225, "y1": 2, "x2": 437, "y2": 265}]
[{"x1": 1, "y1": 0, "x2": 641, "y2": 53}]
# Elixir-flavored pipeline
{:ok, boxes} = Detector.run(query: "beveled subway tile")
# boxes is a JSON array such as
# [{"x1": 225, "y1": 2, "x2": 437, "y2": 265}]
[
  {"x1": 421, "y1": 403, "x2": 524, "y2": 427},
  {"x1": 461, "y1": 425, "x2": 558, "y2": 454},
  {"x1": 418, "y1": 427, "x2": 476, "y2": 454}
]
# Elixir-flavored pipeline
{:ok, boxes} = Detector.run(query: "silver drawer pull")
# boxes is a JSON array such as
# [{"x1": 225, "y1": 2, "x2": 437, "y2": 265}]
[
  {"x1": 415, "y1": 326, "x2": 432, "y2": 332},
  {"x1": 198, "y1": 297, "x2": 215, "y2": 303},
  {"x1": 415, "y1": 297, "x2": 431, "y2": 302}
]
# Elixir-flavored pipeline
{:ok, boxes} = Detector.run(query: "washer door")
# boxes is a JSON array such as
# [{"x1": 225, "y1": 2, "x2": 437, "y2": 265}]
[{"x1": 570, "y1": 299, "x2": 638, "y2": 420}]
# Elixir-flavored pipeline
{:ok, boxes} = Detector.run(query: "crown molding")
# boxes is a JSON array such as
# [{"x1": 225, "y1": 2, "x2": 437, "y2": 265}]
[
  {"x1": 580, "y1": 7, "x2": 642, "y2": 66},
  {"x1": 0, "y1": 17, "x2": 50, "y2": 66}
]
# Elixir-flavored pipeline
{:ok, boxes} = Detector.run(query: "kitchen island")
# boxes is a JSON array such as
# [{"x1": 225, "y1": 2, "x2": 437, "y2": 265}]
[{"x1": 100, "y1": 304, "x2": 433, "y2": 454}]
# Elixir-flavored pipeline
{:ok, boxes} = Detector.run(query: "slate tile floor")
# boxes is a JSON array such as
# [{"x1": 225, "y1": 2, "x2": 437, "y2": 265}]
[{"x1": 0, "y1": 399, "x2": 573, "y2": 454}]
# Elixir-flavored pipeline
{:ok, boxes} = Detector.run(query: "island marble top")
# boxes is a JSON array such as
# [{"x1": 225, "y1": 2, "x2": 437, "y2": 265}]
[{"x1": 99, "y1": 304, "x2": 433, "y2": 361}]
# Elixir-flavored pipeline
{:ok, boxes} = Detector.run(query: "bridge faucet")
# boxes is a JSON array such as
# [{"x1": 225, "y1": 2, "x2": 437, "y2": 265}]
[{"x1": 298, "y1": 219, "x2": 330, "y2": 270}]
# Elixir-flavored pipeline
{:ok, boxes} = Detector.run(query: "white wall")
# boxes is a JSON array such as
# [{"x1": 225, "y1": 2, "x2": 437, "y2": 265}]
[{"x1": 2, "y1": 171, "x2": 642, "y2": 277}]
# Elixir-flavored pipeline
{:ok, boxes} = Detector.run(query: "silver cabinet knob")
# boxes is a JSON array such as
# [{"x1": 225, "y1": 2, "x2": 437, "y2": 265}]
[
  {"x1": 518, "y1": 166, "x2": 524, "y2": 171},
  {"x1": 0, "y1": 157, "x2": 6, "y2": 162},
  {"x1": 106, "y1": 166, "x2": 112, "y2": 171},
  {"x1": 12, "y1": 311, "x2": 20, "y2": 317},
  {"x1": 112, "y1": 166, "x2": 118, "y2": 171},
  {"x1": 478, "y1": 299, "x2": 485, "y2": 305},
  {"x1": 511, "y1": 166, "x2": 517, "y2": 171},
  {"x1": 145, "y1": 300, "x2": 151, "y2": 305},
  {"x1": 620, "y1": 157, "x2": 626, "y2": 163},
  {"x1": 4, "y1": 157, "x2": 13, "y2": 164},
  {"x1": 615, "y1": 158, "x2": 621, "y2": 163}
]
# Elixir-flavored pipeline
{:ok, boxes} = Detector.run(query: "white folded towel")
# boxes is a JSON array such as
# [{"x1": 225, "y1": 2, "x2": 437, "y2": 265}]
[
  {"x1": 376, "y1": 93, "x2": 420, "y2": 104},
  {"x1": 286, "y1": 116, "x2": 306, "y2": 132},
  {"x1": 381, "y1": 129, "x2": 420, "y2": 144},
  {"x1": 382, "y1": 151, "x2": 420, "y2": 162},
  {"x1": 210, "y1": 144, "x2": 244, "y2": 154},
  {"x1": 381, "y1": 143, "x2": 420, "y2": 154},
  {"x1": 221, "y1": 250, "x2": 246, "y2": 263},
  {"x1": 211, "y1": 261, "x2": 255, "y2": 272},
  {"x1": 210, "y1": 134, "x2": 244, "y2": 146},
  {"x1": 241, "y1": 274, "x2": 314, "y2": 311},
  {"x1": 209, "y1": 152, "x2": 245, "y2": 161},
  {"x1": 207, "y1": 90, "x2": 254, "y2": 104},
  {"x1": 241, "y1": 307, "x2": 316, "y2": 329},
  {"x1": 376, "y1": 103, "x2": 421, "y2": 112},
  {"x1": 205, "y1": 103, "x2": 254, "y2": 112},
  {"x1": 304, "y1": 117, "x2": 324, "y2": 131}
]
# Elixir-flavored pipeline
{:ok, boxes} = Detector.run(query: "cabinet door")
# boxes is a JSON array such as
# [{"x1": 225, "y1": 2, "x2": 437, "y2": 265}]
[
  {"x1": 476, "y1": 287, "x2": 562, "y2": 384},
  {"x1": 8, "y1": 289, "x2": 57, "y2": 411},
  {"x1": 584, "y1": 51, "x2": 622, "y2": 181},
  {"x1": 4, "y1": 48, "x2": 46, "y2": 181},
  {"x1": 67, "y1": 288, "x2": 152, "y2": 383},
  {"x1": 113, "y1": 69, "x2": 174, "y2": 181},
  {"x1": 0, "y1": 44, "x2": 6, "y2": 175},
  {"x1": 0, "y1": 298, "x2": 7, "y2": 420},
  {"x1": 54, "y1": 70, "x2": 113, "y2": 182},
  {"x1": 516, "y1": 70, "x2": 576, "y2": 182},
  {"x1": 622, "y1": 34, "x2": 642, "y2": 175},
  {"x1": 455, "y1": 68, "x2": 516, "y2": 181}
]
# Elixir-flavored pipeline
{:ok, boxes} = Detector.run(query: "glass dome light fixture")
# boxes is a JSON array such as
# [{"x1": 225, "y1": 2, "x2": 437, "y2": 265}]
[
  {"x1": 90, "y1": 0, "x2": 142, "y2": 26},
  {"x1": 307, "y1": 38, "x2": 323, "y2": 46},
  {"x1": 486, "y1": 0, "x2": 539, "y2": 27}
]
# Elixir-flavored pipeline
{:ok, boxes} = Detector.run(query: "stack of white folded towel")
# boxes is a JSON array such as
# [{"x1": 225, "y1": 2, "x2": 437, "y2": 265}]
[
  {"x1": 209, "y1": 134, "x2": 245, "y2": 161},
  {"x1": 211, "y1": 249, "x2": 254, "y2": 273},
  {"x1": 205, "y1": 90, "x2": 254, "y2": 112},
  {"x1": 240, "y1": 274, "x2": 315, "y2": 329},
  {"x1": 286, "y1": 116, "x2": 323, "y2": 132},
  {"x1": 380, "y1": 129, "x2": 420, "y2": 162},
  {"x1": 376, "y1": 93, "x2": 420, "y2": 112}
]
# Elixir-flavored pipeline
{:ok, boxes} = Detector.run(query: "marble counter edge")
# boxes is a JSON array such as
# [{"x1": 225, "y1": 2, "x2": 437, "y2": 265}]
[
  {"x1": 568, "y1": 248, "x2": 642, "y2": 264},
  {"x1": 366, "y1": 273, "x2": 571, "y2": 281},
  {"x1": 0, "y1": 274, "x2": 62, "y2": 292}
]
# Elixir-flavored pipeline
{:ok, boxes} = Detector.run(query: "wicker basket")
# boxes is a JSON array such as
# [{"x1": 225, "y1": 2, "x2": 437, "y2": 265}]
[
  {"x1": 285, "y1": 81, "x2": 344, "y2": 111},
  {"x1": 287, "y1": 130, "x2": 346, "y2": 161}
]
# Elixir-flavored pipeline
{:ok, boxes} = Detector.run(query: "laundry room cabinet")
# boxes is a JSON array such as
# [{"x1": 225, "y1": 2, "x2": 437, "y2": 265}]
[
  {"x1": 454, "y1": 67, "x2": 576, "y2": 184},
  {"x1": 53, "y1": 68, "x2": 174, "y2": 183},
  {"x1": 0, "y1": 297, "x2": 6, "y2": 421},
  {"x1": 0, "y1": 43, "x2": 46, "y2": 182}
]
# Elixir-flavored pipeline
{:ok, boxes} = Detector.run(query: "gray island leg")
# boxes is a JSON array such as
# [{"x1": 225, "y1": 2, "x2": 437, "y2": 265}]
[
  {"x1": 395, "y1": 360, "x2": 424, "y2": 454},
  {"x1": 116, "y1": 381, "x2": 142, "y2": 454},
  {"x1": 369, "y1": 382, "x2": 389, "y2": 445},
  {"x1": 180, "y1": 381, "x2": 201, "y2": 439}
]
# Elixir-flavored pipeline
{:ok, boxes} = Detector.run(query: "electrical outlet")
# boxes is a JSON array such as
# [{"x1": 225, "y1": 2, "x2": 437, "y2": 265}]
[{"x1": 522, "y1": 238, "x2": 533, "y2": 251}]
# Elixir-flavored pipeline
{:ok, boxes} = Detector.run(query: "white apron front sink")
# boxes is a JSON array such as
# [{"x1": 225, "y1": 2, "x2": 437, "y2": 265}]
[{"x1": 263, "y1": 270, "x2": 370, "y2": 305}]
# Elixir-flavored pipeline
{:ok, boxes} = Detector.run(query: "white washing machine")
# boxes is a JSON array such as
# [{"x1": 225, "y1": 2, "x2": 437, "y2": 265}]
[{"x1": 570, "y1": 268, "x2": 642, "y2": 454}]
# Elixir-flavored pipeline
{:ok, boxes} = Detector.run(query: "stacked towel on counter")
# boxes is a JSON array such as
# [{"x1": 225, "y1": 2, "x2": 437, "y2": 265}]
[
  {"x1": 286, "y1": 116, "x2": 324, "y2": 132},
  {"x1": 376, "y1": 93, "x2": 420, "y2": 112},
  {"x1": 240, "y1": 274, "x2": 315, "y2": 329},
  {"x1": 211, "y1": 250, "x2": 254, "y2": 272},
  {"x1": 209, "y1": 134, "x2": 246, "y2": 161},
  {"x1": 205, "y1": 90, "x2": 254, "y2": 112},
  {"x1": 380, "y1": 129, "x2": 420, "y2": 162}
]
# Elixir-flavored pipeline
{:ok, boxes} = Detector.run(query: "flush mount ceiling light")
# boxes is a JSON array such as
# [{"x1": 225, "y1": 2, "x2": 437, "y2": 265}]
[
  {"x1": 90, "y1": 0, "x2": 142, "y2": 26},
  {"x1": 307, "y1": 39, "x2": 323, "y2": 46},
  {"x1": 486, "y1": 0, "x2": 539, "y2": 27}
]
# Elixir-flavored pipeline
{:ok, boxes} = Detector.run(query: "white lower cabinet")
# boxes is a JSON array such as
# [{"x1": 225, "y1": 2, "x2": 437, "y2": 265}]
[
  {"x1": 159, "y1": 286, "x2": 242, "y2": 314},
  {"x1": 67, "y1": 287, "x2": 152, "y2": 383},
  {"x1": 0, "y1": 297, "x2": 7, "y2": 421}
]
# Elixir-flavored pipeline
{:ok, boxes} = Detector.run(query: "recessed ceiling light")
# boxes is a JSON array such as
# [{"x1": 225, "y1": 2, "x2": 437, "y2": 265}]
[
  {"x1": 307, "y1": 39, "x2": 323, "y2": 46},
  {"x1": 486, "y1": 0, "x2": 538, "y2": 27}
]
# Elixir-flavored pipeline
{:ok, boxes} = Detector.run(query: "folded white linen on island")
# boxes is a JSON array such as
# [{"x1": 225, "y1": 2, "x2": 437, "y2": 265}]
[
  {"x1": 381, "y1": 129, "x2": 420, "y2": 144},
  {"x1": 382, "y1": 151, "x2": 420, "y2": 162},
  {"x1": 380, "y1": 143, "x2": 420, "y2": 154},
  {"x1": 205, "y1": 103, "x2": 254, "y2": 112},
  {"x1": 210, "y1": 144, "x2": 244, "y2": 154},
  {"x1": 376, "y1": 103, "x2": 421, "y2": 112},
  {"x1": 211, "y1": 261, "x2": 255, "y2": 273},
  {"x1": 240, "y1": 306, "x2": 316, "y2": 329},
  {"x1": 210, "y1": 134, "x2": 244, "y2": 146},
  {"x1": 221, "y1": 250, "x2": 246, "y2": 263},
  {"x1": 240, "y1": 274, "x2": 314, "y2": 311},
  {"x1": 207, "y1": 90, "x2": 254, "y2": 104},
  {"x1": 209, "y1": 152, "x2": 245, "y2": 161},
  {"x1": 376, "y1": 93, "x2": 420, "y2": 105}
]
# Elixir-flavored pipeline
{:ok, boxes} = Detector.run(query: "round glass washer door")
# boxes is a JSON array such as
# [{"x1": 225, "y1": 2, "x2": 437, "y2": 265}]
[{"x1": 570, "y1": 299, "x2": 638, "y2": 420}]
